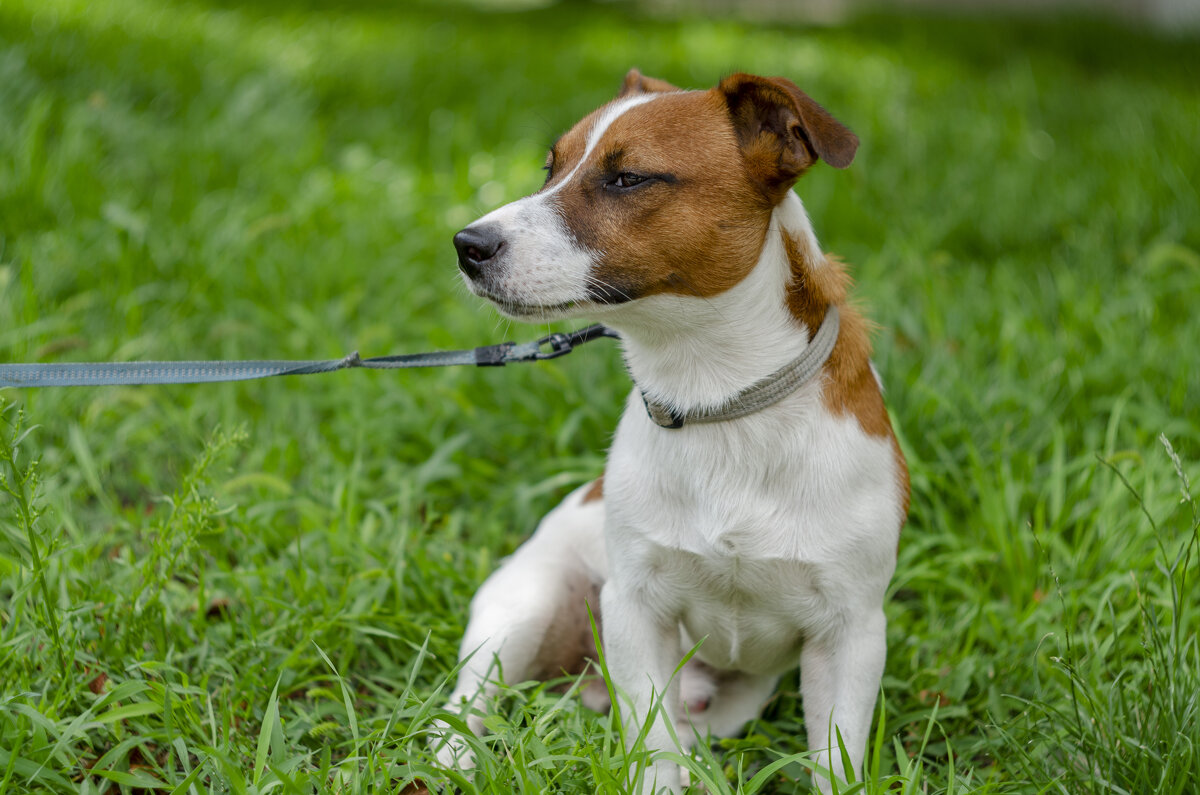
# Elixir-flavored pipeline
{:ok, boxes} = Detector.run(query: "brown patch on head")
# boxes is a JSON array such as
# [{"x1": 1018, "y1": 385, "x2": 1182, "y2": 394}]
[
  {"x1": 618, "y1": 68, "x2": 680, "y2": 98},
  {"x1": 582, "y1": 475, "x2": 604, "y2": 504},
  {"x1": 718, "y1": 73, "x2": 859, "y2": 203},
  {"x1": 544, "y1": 68, "x2": 681, "y2": 192},
  {"x1": 551, "y1": 90, "x2": 773, "y2": 305},
  {"x1": 538, "y1": 74, "x2": 859, "y2": 309},
  {"x1": 784, "y1": 236, "x2": 909, "y2": 525}
]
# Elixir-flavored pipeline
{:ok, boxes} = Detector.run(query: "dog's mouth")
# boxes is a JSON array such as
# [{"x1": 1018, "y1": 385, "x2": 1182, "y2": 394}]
[{"x1": 476, "y1": 289, "x2": 580, "y2": 321}]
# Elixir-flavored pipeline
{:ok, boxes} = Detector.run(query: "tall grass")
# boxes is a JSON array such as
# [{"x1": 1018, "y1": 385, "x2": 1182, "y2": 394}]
[
  {"x1": 1001, "y1": 437, "x2": 1199, "y2": 793},
  {"x1": 0, "y1": 0, "x2": 1197, "y2": 792}
]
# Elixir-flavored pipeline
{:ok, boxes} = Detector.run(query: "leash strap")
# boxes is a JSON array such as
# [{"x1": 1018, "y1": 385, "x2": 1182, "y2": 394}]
[
  {"x1": 0, "y1": 325, "x2": 620, "y2": 388},
  {"x1": 642, "y1": 305, "x2": 840, "y2": 429}
]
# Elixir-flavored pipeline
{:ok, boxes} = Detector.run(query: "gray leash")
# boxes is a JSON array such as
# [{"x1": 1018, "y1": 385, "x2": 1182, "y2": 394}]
[{"x1": 0, "y1": 325, "x2": 620, "y2": 388}]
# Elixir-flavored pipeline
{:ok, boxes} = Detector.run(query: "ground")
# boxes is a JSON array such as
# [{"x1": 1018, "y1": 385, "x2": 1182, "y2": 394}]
[{"x1": 0, "y1": 1, "x2": 1198, "y2": 792}]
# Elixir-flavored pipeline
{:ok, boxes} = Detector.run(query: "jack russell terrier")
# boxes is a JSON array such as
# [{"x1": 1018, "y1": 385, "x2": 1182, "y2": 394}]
[{"x1": 441, "y1": 69, "x2": 909, "y2": 793}]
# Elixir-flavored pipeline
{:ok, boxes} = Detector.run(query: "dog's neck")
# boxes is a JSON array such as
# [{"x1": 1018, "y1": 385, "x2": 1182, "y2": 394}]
[{"x1": 598, "y1": 192, "x2": 830, "y2": 414}]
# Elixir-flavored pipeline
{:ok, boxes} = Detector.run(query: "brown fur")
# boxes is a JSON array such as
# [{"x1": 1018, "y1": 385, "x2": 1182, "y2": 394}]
[
  {"x1": 719, "y1": 73, "x2": 859, "y2": 203},
  {"x1": 582, "y1": 476, "x2": 604, "y2": 504},
  {"x1": 531, "y1": 577, "x2": 602, "y2": 681},
  {"x1": 541, "y1": 75, "x2": 857, "y2": 308},
  {"x1": 783, "y1": 235, "x2": 910, "y2": 520},
  {"x1": 618, "y1": 68, "x2": 680, "y2": 97},
  {"x1": 546, "y1": 73, "x2": 907, "y2": 519},
  {"x1": 550, "y1": 90, "x2": 771, "y2": 305}
]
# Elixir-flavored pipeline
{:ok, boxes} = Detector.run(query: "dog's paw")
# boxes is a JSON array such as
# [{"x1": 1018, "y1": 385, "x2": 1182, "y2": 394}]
[
  {"x1": 680, "y1": 660, "x2": 718, "y2": 715},
  {"x1": 431, "y1": 720, "x2": 475, "y2": 769},
  {"x1": 429, "y1": 713, "x2": 482, "y2": 771}
]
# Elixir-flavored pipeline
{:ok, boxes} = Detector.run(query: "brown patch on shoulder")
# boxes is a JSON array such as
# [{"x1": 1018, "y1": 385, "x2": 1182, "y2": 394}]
[
  {"x1": 783, "y1": 234, "x2": 882, "y2": 436},
  {"x1": 784, "y1": 234, "x2": 849, "y2": 332},
  {"x1": 892, "y1": 435, "x2": 911, "y2": 523},
  {"x1": 582, "y1": 475, "x2": 604, "y2": 504},
  {"x1": 784, "y1": 234, "x2": 910, "y2": 525}
]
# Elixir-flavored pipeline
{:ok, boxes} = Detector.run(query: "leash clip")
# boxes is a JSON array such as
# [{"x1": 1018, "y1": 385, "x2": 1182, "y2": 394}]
[{"x1": 533, "y1": 332, "x2": 575, "y2": 360}]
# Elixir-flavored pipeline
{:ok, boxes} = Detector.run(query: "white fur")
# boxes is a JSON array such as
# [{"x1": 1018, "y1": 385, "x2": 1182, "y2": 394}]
[
  {"x1": 596, "y1": 197, "x2": 901, "y2": 792},
  {"x1": 440, "y1": 110, "x2": 904, "y2": 794},
  {"x1": 458, "y1": 93, "x2": 660, "y2": 319},
  {"x1": 434, "y1": 485, "x2": 607, "y2": 769},
  {"x1": 592, "y1": 192, "x2": 820, "y2": 412}
]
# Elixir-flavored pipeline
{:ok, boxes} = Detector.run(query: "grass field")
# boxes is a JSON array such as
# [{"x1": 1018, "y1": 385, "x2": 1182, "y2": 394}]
[{"x1": 2, "y1": 0, "x2": 1199, "y2": 792}]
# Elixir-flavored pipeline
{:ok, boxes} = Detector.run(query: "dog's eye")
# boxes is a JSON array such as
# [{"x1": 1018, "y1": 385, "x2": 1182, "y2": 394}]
[{"x1": 611, "y1": 172, "x2": 648, "y2": 189}]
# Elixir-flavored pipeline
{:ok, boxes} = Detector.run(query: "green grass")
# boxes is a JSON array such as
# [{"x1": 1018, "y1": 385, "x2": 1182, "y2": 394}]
[{"x1": 1, "y1": 0, "x2": 1198, "y2": 792}]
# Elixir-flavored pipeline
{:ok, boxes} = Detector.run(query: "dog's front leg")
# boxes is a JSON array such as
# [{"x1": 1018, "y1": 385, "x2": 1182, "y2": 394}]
[
  {"x1": 601, "y1": 580, "x2": 684, "y2": 794},
  {"x1": 799, "y1": 608, "x2": 887, "y2": 793}
]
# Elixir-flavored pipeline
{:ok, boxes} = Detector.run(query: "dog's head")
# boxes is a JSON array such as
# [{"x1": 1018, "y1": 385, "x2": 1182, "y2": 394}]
[{"x1": 453, "y1": 70, "x2": 858, "y2": 322}]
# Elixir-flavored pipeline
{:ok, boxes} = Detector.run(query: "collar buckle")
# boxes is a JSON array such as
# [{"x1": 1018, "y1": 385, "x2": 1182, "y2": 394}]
[{"x1": 642, "y1": 393, "x2": 685, "y2": 429}]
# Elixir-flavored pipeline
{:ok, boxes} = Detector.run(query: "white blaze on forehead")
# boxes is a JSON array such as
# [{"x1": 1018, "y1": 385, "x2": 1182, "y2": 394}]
[
  {"x1": 542, "y1": 92, "x2": 664, "y2": 198},
  {"x1": 460, "y1": 91, "x2": 669, "y2": 318}
]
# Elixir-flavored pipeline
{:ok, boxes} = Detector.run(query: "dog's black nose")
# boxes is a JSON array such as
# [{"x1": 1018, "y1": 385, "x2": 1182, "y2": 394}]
[{"x1": 453, "y1": 225, "x2": 504, "y2": 280}]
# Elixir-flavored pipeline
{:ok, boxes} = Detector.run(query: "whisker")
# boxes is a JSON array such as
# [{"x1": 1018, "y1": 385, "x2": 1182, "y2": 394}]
[{"x1": 582, "y1": 272, "x2": 636, "y2": 304}]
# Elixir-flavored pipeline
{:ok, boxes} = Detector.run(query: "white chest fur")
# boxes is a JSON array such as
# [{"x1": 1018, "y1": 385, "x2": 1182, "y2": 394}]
[{"x1": 604, "y1": 383, "x2": 902, "y2": 673}]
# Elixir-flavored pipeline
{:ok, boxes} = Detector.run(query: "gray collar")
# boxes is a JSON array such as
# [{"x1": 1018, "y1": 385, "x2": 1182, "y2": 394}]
[{"x1": 641, "y1": 305, "x2": 840, "y2": 429}]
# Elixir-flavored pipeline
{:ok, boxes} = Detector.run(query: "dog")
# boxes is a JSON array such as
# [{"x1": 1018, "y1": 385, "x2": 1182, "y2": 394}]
[{"x1": 440, "y1": 69, "x2": 909, "y2": 793}]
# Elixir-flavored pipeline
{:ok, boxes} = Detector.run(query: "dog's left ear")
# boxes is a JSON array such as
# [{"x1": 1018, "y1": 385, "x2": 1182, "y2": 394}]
[
  {"x1": 718, "y1": 73, "x2": 858, "y2": 199},
  {"x1": 619, "y1": 68, "x2": 679, "y2": 97}
]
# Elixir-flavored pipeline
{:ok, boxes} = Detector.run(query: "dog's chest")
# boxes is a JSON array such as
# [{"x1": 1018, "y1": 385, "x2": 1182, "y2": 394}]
[
  {"x1": 608, "y1": 387, "x2": 896, "y2": 555},
  {"x1": 604, "y1": 389, "x2": 902, "y2": 667},
  {"x1": 609, "y1": 490, "x2": 839, "y2": 673},
  {"x1": 646, "y1": 544, "x2": 828, "y2": 672}
]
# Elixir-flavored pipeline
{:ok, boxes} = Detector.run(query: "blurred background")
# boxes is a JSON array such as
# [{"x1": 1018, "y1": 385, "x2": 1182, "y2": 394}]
[
  {"x1": 1, "y1": 0, "x2": 1197, "y2": 791},
  {"x1": 640, "y1": 0, "x2": 1200, "y2": 29}
]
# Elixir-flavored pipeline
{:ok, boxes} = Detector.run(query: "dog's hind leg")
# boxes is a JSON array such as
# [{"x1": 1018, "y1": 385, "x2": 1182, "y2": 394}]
[{"x1": 433, "y1": 481, "x2": 607, "y2": 768}]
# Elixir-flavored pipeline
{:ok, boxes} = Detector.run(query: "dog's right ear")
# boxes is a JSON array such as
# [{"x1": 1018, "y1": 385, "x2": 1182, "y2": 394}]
[{"x1": 618, "y1": 68, "x2": 679, "y2": 98}]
